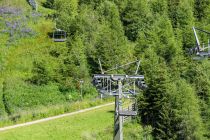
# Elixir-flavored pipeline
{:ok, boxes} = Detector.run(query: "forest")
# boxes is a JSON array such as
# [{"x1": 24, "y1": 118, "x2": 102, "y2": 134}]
[{"x1": 0, "y1": 0, "x2": 210, "y2": 139}]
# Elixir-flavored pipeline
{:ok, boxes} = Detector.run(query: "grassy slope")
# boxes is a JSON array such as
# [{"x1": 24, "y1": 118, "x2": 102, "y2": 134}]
[
  {"x1": 0, "y1": 0, "x2": 56, "y2": 79},
  {"x1": 0, "y1": 105, "x2": 146, "y2": 140},
  {"x1": 0, "y1": 105, "x2": 113, "y2": 140},
  {"x1": 0, "y1": 0, "x2": 67, "y2": 115},
  {"x1": 0, "y1": 0, "x2": 31, "y2": 10}
]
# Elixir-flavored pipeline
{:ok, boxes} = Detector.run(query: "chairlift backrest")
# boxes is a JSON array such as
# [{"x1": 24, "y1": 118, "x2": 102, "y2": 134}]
[{"x1": 53, "y1": 29, "x2": 66, "y2": 42}]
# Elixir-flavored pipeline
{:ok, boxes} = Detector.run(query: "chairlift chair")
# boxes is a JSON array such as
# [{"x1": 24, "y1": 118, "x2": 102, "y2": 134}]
[
  {"x1": 53, "y1": 29, "x2": 66, "y2": 42},
  {"x1": 191, "y1": 27, "x2": 210, "y2": 59},
  {"x1": 119, "y1": 96, "x2": 138, "y2": 116}
]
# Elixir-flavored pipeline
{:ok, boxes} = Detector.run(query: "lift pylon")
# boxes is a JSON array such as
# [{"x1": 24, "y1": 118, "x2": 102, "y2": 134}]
[{"x1": 93, "y1": 60, "x2": 147, "y2": 140}]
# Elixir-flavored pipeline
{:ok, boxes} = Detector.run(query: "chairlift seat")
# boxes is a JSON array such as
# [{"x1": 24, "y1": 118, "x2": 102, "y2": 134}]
[
  {"x1": 109, "y1": 92, "x2": 115, "y2": 96},
  {"x1": 96, "y1": 80, "x2": 101, "y2": 83},
  {"x1": 193, "y1": 56, "x2": 205, "y2": 61},
  {"x1": 119, "y1": 111, "x2": 137, "y2": 116},
  {"x1": 99, "y1": 90, "x2": 118, "y2": 96},
  {"x1": 127, "y1": 90, "x2": 136, "y2": 95},
  {"x1": 99, "y1": 89, "x2": 108, "y2": 94},
  {"x1": 198, "y1": 51, "x2": 210, "y2": 57},
  {"x1": 53, "y1": 29, "x2": 66, "y2": 42}
]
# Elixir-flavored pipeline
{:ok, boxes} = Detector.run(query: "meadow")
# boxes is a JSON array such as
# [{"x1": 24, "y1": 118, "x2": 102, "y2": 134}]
[{"x1": 0, "y1": 105, "x2": 149, "y2": 140}]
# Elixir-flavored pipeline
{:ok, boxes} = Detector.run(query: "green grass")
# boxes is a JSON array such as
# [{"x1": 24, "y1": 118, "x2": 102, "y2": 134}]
[
  {"x1": 0, "y1": 0, "x2": 67, "y2": 118},
  {"x1": 0, "y1": 0, "x2": 31, "y2": 10},
  {"x1": 0, "y1": 98, "x2": 113, "y2": 127},
  {"x1": 95, "y1": 122, "x2": 153, "y2": 140},
  {"x1": 0, "y1": 105, "x2": 149, "y2": 140},
  {"x1": 0, "y1": 105, "x2": 114, "y2": 140}
]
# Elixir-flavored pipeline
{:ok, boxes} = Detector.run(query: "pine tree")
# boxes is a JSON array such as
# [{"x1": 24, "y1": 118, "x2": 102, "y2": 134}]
[
  {"x1": 92, "y1": 1, "x2": 133, "y2": 72},
  {"x1": 121, "y1": 0, "x2": 153, "y2": 41},
  {"x1": 168, "y1": 0, "x2": 195, "y2": 49},
  {"x1": 149, "y1": 0, "x2": 168, "y2": 15},
  {"x1": 194, "y1": 0, "x2": 210, "y2": 21},
  {"x1": 138, "y1": 48, "x2": 175, "y2": 139},
  {"x1": 184, "y1": 60, "x2": 210, "y2": 138},
  {"x1": 171, "y1": 80, "x2": 204, "y2": 139}
]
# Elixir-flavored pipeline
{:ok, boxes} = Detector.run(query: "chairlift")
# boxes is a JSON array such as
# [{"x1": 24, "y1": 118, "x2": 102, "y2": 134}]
[
  {"x1": 53, "y1": 29, "x2": 66, "y2": 42},
  {"x1": 191, "y1": 27, "x2": 210, "y2": 59},
  {"x1": 119, "y1": 96, "x2": 138, "y2": 116}
]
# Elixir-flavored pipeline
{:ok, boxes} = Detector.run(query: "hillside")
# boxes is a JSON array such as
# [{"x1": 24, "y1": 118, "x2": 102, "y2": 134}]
[
  {"x1": 0, "y1": 105, "x2": 150, "y2": 140},
  {"x1": 0, "y1": 0, "x2": 66, "y2": 115},
  {"x1": 0, "y1": 0, "x2": 210, "y2": 139}
]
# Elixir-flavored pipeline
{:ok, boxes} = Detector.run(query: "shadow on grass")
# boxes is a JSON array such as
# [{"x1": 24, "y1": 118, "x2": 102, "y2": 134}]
[{"x1": 107, "y1": 110, "x2": 115, "y2": 114}]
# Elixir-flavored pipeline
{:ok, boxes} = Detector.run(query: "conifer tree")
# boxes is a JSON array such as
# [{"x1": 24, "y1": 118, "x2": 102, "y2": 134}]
[
  {"x1": 93, "y1": 1, "x2": 132, "y2": 72},
  {"x1": 184, "y1": 60, "x2": 210, "y2": 138},
  {"x1": 121, "y1": 0, "x2": 152, "y2": 41},
  {"x1": 168, "y1": 0, "x2": 195, "y2": 49},
  {"x1": 171, "y1": 80, "x2": 204, "y2": 139},
  {"x1": 139, "y1": 48, "x2": 175, "y2": 139},
  {"x1": 139, "y1": 48, "x2": 205, "y2": 139},
  {"x1": 194, "y1": 0, "x2": 210, "y2": 21}
]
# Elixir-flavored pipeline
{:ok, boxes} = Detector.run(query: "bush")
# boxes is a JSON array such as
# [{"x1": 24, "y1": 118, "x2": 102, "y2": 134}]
[
  {"x1": 29, "y1": 60, "x2": 51, "y2": 86},
  {"x1": 43, "y1": 0, "x2": 55, "y2": 9},
  {"x1": 3, "y1": 78, "x2": 65, "y2": 114},
  {"x1": 0, "y1": 79, "x2": 6, "y2": 116}
]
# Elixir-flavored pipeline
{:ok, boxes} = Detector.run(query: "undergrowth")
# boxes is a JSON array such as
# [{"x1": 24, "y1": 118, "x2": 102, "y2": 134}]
[{"x1": 0, "y1": 97, "x2": 113, "y2": 127}]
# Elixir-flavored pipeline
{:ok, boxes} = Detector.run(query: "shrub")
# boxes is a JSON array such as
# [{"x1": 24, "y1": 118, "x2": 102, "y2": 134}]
[
  {"x1": 0, "y1": 79, "x2": 6, "y2": 116},
  {"x1": 29, "y1": 60, "x2": 51, "y2": 86},
  {"x1": 43, "y1": 0, "x2": 55, "y2": 9},
  {"x1": 3, "y1": 78, "x2": 65, "y2": 114}
]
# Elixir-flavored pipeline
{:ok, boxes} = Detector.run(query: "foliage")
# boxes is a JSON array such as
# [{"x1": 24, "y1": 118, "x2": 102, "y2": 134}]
[
  {"x1": 2, "y1": 78, "x2": 65, "y2": 114},
  {"x1": 43, "y1": 0, "x2": 55, "y2": 9},
  {"x1": 121, "y1": 0, "x2": 152, "y2": 41},
  {"x1": 0, "y1": 9, "x2": 37, "y2": 47},
  {"x1": 0, "y1": 79, "x2": 6, "y2": 117},
  {"x1": 0, "y1": 0, "x2": 210, "y2": 139},
  {"x1": 194, "y1": 0, "x2": 210, "y2": 21},
  {"x1": 168, "y1": 0, "x2": 195, "y2": 49},
  {"x1": 29, "y1": 60, "x2": 50, "y2": 85},
  {"x1": 138, "y1": 48, "x2": 175, "y2": 139},
  {"x1": 171, "y1": 80, "x2": 204, "y2": 139},
  {"x1": 55, "y1": 0, "x2": 78, "y2": 33}
]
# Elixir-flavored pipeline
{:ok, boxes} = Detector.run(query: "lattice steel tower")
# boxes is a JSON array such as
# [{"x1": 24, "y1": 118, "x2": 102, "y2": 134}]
[{"x1": 93, "y1": 60, "x2": 147, "y2": 140}]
